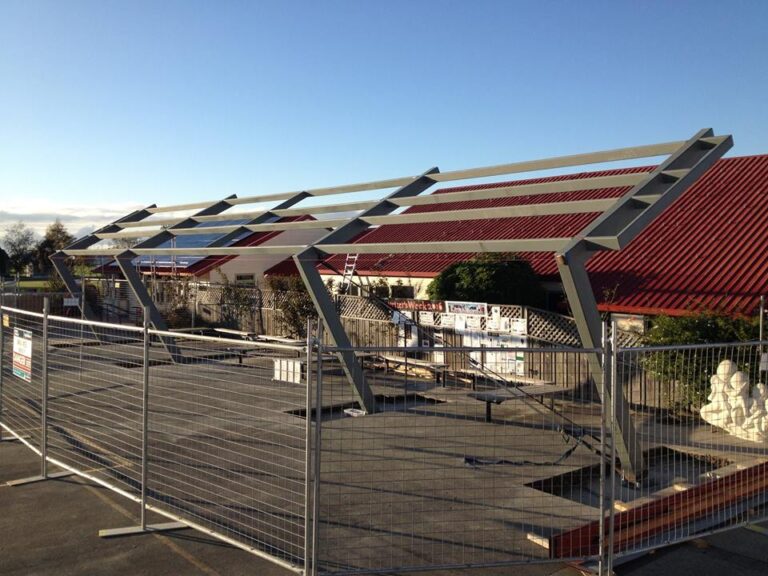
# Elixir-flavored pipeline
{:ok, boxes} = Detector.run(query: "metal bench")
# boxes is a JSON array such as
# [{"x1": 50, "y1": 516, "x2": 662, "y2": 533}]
[{"x1": 469, "y1": 384, "x2": 564, "y2": 422}]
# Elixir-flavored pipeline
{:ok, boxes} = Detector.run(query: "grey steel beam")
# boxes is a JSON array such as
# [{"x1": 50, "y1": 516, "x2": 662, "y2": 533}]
[
  {"x1": 189, "y1": 192, "x2": 311, "y2": 249},
  {"x1": 132, "y1": 196, "x2": 238, "y2": 249},
  {"x1": 141, "y1": 139, "x2": 684, "y2": 216},
  {"x1": 294, "y1": 248, "x2": 376, "y2": 412},
  {"x1": 97, "y1": 195, "x2": 637, "y2": 240},
  {"x1": 555, "y1": 128, "x2": 733, "y2": 483},
  {"x1": 320, "y1": 238, "x2": 571, "y2": 254},
  {"x1": 53, "y1": 205, "x2": 158, "y2": 326},
  {"x1": 114, "y1": 252, "x2": 182, "y2": 362},
  {"x1": 590, "y1": 137, "x2": 732, "y2": 249},
  {"x1": 555, "y1": 245, "x2": 645, "y2": 483},
  {"x1": 64, "y1": 237, "x2": 571, "y2": 258},
  {"x1": 429, "y1": 141, "x2": 683, "y2": 182},
  {"x1": 62, "y1": 245, "x2": 308, "y2": 257},
  {"x1": 119, "y1": 197, "x2": 240, "y2": 363},
  {"x1": 296, "y1": 168, "x2": 441, "y2": 414},
  {"x1": 115, "y1": 172, "x2": 649, "y2": 231},
  {"x1": 398, "y1": 173, "x2": 648, "y2": 207}
]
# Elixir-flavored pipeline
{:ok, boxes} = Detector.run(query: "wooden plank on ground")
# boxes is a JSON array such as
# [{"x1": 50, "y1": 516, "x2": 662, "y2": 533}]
[{"x1": 549, "y1": 460, "x2": 768, "y2": 558}]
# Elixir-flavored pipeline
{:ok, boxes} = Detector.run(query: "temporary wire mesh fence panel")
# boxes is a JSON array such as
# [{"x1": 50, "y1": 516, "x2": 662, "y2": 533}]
[
  {"x1": 0, "y1": 308, "x2": 44, "y2": 448},
  {"x1": 145, "y1": 331, "x2": 308, "y2": 569},
  {"x1": 607, "y1": 341, "x2": 768, "y2": 562},
  {"x1": 45, "y1": 316, "x2": 145, "y2": 496},
  {"x1": 312, "y1": 344, "x2": 606, "y2": 574},
  {"x1": 8, "y1": 299, "x2": 768, "y2": 574}
]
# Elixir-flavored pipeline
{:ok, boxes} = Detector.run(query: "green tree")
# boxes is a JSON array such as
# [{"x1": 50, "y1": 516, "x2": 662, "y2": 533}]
[
  {"x1": 218, "y1": 270, "x2": 262, "y2": 332},
  {"x1": 35, "y1": 219, "x2": 75, "y2": 275},
  {"x1": 1, "y1": 222, "x2": 37, "y2": 275},
  {"x1": 426, "y1": 254, "x2": 545, "y2": 307},
  {"x1": 0, "y1": 247, "x2": 9, "y2": 277},
  {"x1": 267, "y1": 275, "x2": 316, "y2": 338}
]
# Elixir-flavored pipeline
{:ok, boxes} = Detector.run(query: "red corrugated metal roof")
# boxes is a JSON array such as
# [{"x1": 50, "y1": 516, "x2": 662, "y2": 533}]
[
  {"x1": 265, "y1": 155, "x2": 768, "y2": 316},
  {"x1": 587, "y1": 155, "x2": 768, "y2": 316}
]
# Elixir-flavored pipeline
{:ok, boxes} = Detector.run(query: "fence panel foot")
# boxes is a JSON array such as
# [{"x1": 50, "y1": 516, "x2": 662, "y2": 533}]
[
  {"x1": 99, "y1": 521, "x2": 189, "y2": 538},
  {"x1": 0, "y1": 434, "x2": 31, "y2": 442},
  {"x1": 6, "y1": 470, "x2": 73, "y2": 486}
]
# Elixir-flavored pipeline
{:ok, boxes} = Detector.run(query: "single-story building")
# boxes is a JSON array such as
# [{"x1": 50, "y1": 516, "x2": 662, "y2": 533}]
[{"x1": 265, "y1": 154, "x2": 768, "y2": 318}]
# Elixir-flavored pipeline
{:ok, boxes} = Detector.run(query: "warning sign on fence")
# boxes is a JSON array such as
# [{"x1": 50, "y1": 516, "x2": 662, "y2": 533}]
[{"x1": 12, "y1": 328, "x2": 32, "y2": 382}]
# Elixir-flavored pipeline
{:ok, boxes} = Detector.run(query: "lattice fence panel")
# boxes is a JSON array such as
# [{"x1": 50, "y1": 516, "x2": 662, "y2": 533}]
[
  {"x1": 337, "y1": 295, "x2": 391, "y2": 321},
  {"x1": 527, "y1": 308, "x2": 581, "y2": 346}
]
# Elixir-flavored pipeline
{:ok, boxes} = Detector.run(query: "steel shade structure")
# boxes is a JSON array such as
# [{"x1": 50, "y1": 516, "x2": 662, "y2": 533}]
[{"x1": 56, "y1": 128, "x2": 732, "y2": 481}]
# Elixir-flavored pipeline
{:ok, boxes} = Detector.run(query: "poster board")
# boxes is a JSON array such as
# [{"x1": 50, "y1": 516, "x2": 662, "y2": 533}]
[{"x1": 12, "y1": 328, "x2": 32, "y2": 382}]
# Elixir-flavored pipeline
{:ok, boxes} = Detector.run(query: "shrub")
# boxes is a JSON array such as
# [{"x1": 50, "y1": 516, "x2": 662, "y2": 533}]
[
  {"x1": 425, "y1": 254, "x2": 544, "y2": 307},
  {"x1": 641, "y1": 312, "x2": 759, "y2": 410}
]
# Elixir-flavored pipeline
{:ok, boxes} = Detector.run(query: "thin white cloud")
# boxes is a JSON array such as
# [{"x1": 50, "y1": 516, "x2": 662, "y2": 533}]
[{"x1": 0, "y1": 199, "x2": 143, "y2": 240}]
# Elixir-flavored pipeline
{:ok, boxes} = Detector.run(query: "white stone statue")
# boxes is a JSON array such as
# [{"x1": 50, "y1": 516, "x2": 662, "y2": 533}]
[
  {"x1": 742, "y1": 383, "x2": 768, "y2": 441},
  {"x1": 727, "y1": 371, "x2": 750, "y2": 427},
  {"x1": 700, "y1": 359, "x2": 735, "y2": 429},
  {"x1": 700, "y1": 360, "x2": 768, "y2": 442}
]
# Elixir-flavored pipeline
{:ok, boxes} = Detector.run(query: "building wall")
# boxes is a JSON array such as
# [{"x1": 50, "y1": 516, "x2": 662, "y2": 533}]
[
  {"x1": 319, "y1": 273, "x2": 432, "y2": 299},
  {"x1": 318, "y1": 273, "x2": 566, "y2": 304},
  {"x1": 205, "y1": 228, "x2": 328, "y2": 284}
]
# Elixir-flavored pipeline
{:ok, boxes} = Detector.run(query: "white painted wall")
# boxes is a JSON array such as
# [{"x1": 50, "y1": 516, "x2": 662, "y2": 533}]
[
  {"x1": 204, "y1": 228, "x2": 327, "y2": 284},
  {"x1": 319, "y1": 273, "x2": 432, "y2": 299}
]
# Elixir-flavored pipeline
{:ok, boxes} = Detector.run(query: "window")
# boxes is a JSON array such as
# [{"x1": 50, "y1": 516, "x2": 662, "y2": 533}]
[
  {"x1": 390, "y1": 285, "x2": 415, "y2": 299},
  {"x1": 235, "y1": 274, "x2": 255, "y2": 286}
]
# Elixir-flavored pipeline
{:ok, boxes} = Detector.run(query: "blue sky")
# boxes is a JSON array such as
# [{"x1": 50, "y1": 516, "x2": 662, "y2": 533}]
[{"x1": 1, "y1": 0, "x2": 767, "y2": 237}]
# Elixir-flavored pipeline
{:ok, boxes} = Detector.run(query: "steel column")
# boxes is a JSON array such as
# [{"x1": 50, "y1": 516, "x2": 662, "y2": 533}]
[
  {"x1": 556, "y1": 246, "x2": 644, "y2": 481},
  {"x1": 50, "y1": 254, "x2": 101, "y2": 327},
  {"x1": 114, "y1": 253, "x2": 182, "y2": 362},
  {"x1": 294, "y1": 248, "x2": 375, "y2": 413},
  {"x1": 50, "y1": 205, "x2": 156, "y2": 324},
  {"x1": 294, "y1": 168, "x2": 439, "y2": 414},
  {"x1": 556, "y1": 128, "x2": 732, "y2": 482}
]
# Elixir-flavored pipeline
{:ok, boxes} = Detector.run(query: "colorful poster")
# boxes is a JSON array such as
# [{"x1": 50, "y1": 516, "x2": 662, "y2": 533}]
[
  {"x1": 12, "y1": 328, "x2": 32, "y2": 382},
  {"x1": 445, "y1": 301, "x2": 487, "y2": 316}
]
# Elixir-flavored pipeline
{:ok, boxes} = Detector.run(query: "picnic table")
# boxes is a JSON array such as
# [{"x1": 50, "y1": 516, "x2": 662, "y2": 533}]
[{"x1": 469, "y1": 383, "x2": 564, "y2": 421}]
